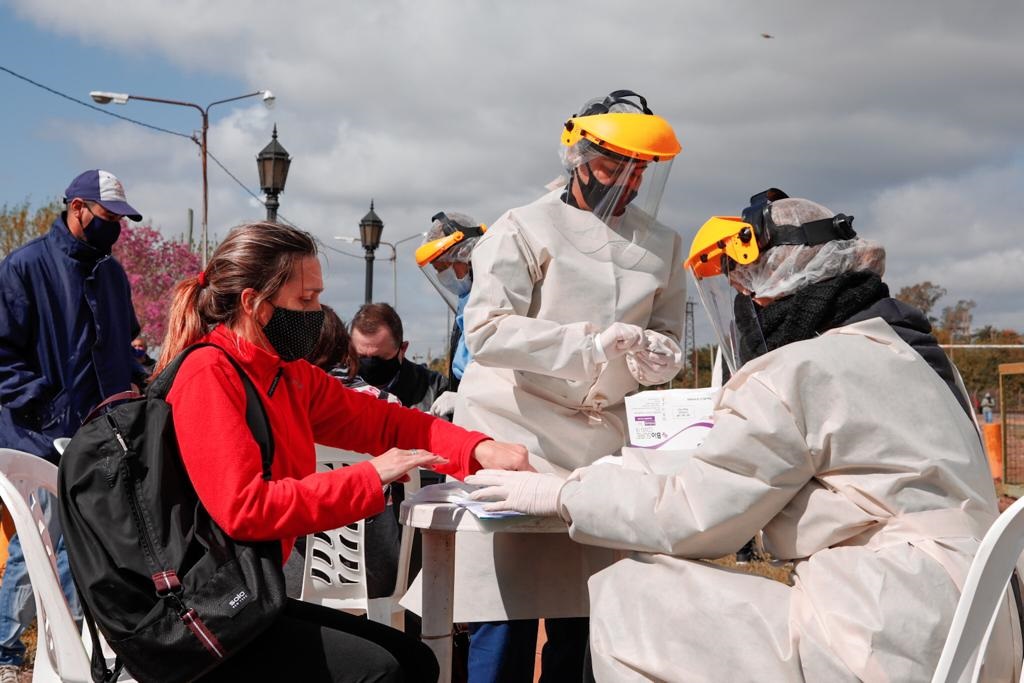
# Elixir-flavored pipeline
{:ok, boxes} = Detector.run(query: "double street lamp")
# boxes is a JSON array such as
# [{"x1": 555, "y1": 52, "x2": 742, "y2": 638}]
[{"x1": 89, "y1": 88, "x2": 276, "y2": 265}]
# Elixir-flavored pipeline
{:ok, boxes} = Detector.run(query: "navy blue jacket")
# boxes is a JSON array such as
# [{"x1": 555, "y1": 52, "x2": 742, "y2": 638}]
[{"x1": 0, "y1": 215, "x2": 140, "y2": 459}]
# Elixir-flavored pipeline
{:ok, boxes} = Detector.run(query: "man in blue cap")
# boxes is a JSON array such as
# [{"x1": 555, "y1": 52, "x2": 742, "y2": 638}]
[{"x1": 0, "y1": 169, "x2": 143, "y2": 681}]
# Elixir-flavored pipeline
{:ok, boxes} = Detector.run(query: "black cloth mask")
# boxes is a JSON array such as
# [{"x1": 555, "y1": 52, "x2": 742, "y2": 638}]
[
  {"x1": 83, "y1": 215, "x2": 122, "y2": 253},
  {"x1": 261, "y1": 306, "x2": 326, "y2": 362},
  {"x1": 734, "y1": 270, "x2": 889, "y2": 365},
  {"x1": 572, "y1": 162, "x2": 637, "y2": 217},
  {"x1": 358, "y1": 355, "x2": 402, "y2": 388}
]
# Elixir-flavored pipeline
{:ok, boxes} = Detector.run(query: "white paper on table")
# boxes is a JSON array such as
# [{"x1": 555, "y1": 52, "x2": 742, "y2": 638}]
[
  {"x1": 406, "y1": 481, "x2": 524, "y2": 519},
  {"x1": 624, "y1": 388, "x2": 716, "y2": 450}
]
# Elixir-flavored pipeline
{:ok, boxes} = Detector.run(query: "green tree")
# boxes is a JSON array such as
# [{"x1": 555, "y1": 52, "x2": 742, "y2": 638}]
[
  {"x1": 0, "y1": 198, "x2": 62, "y2": 258},
  {"x1": 895, "y1": 281, "x2": 946, "y2": 322}
]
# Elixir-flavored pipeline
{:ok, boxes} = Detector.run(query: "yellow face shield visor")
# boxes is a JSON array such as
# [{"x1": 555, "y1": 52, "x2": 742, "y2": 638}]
[
  {"x1": 561, "y1": 112, "x2": 681, "y2": 162},
  {"x1": 684, "y1": 216, "x2": 761, "y2": 280},
  {"x1": 414, "y1": 214, "x2": 487, "y2": 267},
  {"x1": 415, "y1": 232, "x2": 466, "y2": 267}
]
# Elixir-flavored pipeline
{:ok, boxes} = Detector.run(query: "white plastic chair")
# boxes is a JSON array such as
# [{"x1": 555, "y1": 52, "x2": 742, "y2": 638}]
[
  {"x1": 932, "y1": 496, "x2": 1024, "y2": 683},
  {"x1": 300, "y1": 445, "x2": 420, "y2": 629},
  {"x1": 0, "y1": 448, "x2": 133, "y2": 682}
]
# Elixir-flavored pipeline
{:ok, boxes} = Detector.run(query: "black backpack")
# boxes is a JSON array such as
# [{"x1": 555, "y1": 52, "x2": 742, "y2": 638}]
[{"x1": 58, "y1": 344, "x2": 287, "y2": 683}]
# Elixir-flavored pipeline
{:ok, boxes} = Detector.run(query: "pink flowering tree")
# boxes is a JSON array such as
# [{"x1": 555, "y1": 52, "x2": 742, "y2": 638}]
[{"x1": 113, "y1": 224, "x2": 200, "y2": 344}]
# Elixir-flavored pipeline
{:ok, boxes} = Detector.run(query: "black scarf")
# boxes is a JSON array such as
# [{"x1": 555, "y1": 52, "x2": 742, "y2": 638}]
[{"x1": 735, "y1": 271, "x2": 889, "y2": 364}]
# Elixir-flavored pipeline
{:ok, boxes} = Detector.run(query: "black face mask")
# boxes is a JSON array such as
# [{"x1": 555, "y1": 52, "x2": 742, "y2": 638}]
[
  {"x1": 574, "y1": 162, "x2": 637, "y2": 218},
  {"x1": 358, "y1": 354, "x2": 402, "y2": 387},
  {"x1": 83, "y1": 215, "x2": 122, "y2": 253},
  {"x1": 261, "y1": 306, "x2": 326, "y2": 362}
]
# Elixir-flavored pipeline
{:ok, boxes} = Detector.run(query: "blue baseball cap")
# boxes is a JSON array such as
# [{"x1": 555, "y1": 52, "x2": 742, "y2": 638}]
[{"x1": 63, "y1": 169, "x2": 142, "y2": 222}]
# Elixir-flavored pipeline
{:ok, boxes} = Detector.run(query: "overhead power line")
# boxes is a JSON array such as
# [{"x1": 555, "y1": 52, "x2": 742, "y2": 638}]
[
  {"x1": 319, "y1": 241, "x2": 366, "y2": 260},
  {"x1": 1, "y1": 64, "x2": 192, "y2": 140},
  {"x1": 1, "y1": 63, "x2": 290, "y2": 225}
]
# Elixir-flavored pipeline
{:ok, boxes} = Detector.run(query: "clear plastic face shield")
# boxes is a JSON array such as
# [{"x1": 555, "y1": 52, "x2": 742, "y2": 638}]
[
  {"x1": 565, "y1": 144, "x2": 674, "y2": 233},
  {"x1": 688, "y1": 249, "x2": 767, "y2": 376},
  {"x1": 558, "y1": 90, "x2": 681, "y2": 260},
  {"x1": 415, "y1": 211, "x2": 485, "y2": 313}
]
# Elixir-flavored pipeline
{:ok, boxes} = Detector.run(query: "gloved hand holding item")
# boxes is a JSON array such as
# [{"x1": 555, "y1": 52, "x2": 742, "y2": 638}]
[
  {"x1": 429, "y1": 390, "x2": 459, "y2": 420},
  {"x1": 626, "y1": 330, "x2": 684, "y2": 386},
  {"x1": 466, "y1": 470, "x2": 566, "y2": 517},
  {"x1": 594, "y1": 322, "x2": 645, "y2": 363}
]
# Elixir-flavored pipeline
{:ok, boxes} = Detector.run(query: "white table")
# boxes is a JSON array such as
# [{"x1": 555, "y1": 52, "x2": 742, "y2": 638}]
[{"x1": 399, "y1": 501, "x2": 567, "y2": 683}]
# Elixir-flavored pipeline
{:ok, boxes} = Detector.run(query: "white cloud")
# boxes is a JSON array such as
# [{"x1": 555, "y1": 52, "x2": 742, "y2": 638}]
[
  {"x1": 7, "y1": 0, "x2": 1024, "y2": 345},
  {"x1": 865, "y1": 161, "x2": 1024, "y2": 331}
]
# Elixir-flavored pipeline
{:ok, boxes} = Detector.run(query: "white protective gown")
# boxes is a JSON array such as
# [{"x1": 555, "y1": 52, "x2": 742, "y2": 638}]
[
  {"x1": 558, "y1": 318, "x2": 1021, "y2": 682},
  {"x1": 449, "y1": 188, "x2": 687, "y2": 621}
]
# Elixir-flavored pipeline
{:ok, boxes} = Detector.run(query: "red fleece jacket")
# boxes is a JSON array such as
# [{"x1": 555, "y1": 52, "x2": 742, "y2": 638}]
[{"x1": 166, "y1": 325, "x2": 488, "y2": 560}]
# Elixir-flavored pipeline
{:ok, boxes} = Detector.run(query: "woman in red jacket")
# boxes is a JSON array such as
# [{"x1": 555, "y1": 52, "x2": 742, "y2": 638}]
[{"x1": 155, "y1": 221, "x2": 530, "y2": 682}]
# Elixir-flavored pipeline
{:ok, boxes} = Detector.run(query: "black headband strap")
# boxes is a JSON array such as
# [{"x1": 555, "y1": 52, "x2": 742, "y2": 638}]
[{"x1": 768, "y1": 214, "x2": 857, "y2": 247}]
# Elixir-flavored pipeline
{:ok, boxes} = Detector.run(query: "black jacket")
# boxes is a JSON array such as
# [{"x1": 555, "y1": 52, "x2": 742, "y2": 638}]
[{"x1": 388, "y1": 358, "x2": 449, "y2": 413}]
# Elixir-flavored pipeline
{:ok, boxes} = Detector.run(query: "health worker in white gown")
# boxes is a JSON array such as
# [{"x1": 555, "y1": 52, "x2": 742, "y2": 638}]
[
  {"x1": 468, "y1": 193, "x2": 1022, "y2": 682},
  {"x1": 452, "y1": 90, "x2": 688, "y2": 682}
]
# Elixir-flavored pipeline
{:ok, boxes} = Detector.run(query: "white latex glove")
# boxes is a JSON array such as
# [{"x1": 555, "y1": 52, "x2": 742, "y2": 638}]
[
  {"x1": 626, "y1": 330, "x2": 684, "y2": 386},
  {"x1": 465, "y1": 470, "x2": 566, "y2": 517},
  {"x1": 593, "y1": 322, "x2": 645, "y2": 363},
  {"x1": 429, "y1": 390, "x2": 458, "y2": 419}
]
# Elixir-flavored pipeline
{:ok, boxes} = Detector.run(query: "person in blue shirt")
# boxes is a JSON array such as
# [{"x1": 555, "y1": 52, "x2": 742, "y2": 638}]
[
  {"x1": 0, "y1": 169, "x2": 143, "y2": 680},
  {"x1": 415, "y1": 211, "x2": 486, "y2": 413}
]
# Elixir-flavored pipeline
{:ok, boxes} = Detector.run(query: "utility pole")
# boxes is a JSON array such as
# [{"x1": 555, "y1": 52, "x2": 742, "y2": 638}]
[{"x1": 684, "y1": 299, "x2": 697, "y2": 387}]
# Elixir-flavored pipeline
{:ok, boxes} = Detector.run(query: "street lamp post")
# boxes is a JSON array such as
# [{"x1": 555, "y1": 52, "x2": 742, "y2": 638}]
[
  {"x1": 359, "y1": 201, "x2": 384, "y2": 304},
  {"x1": 89, "y1": 88, "x2": 276, "y2": 265},
  {"x1": 336, "y1": 231, "x2": 426, "y2": 309},
  {"x1": 384, "y1": 232, "x2": 428, "y2": 311},
  {"x1": 256, "y1": 125, "x2": 291, "y2": 222}
]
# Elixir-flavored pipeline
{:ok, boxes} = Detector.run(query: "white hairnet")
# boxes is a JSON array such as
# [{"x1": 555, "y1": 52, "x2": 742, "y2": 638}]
[
  {"x1": 425, "y1": 211, "x2": 482, "y2": 265},
  {"x1": 728, "y1": 198, "x2": 886, "y2": 300}
]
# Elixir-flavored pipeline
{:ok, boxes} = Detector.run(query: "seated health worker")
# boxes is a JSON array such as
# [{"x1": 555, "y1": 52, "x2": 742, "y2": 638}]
[
  {"x1": 155, "y1": 221, "x2": 530, "y2": 683},
  {"x1": 468, "y1": 193, "x2": 1021, "y2": 682}
]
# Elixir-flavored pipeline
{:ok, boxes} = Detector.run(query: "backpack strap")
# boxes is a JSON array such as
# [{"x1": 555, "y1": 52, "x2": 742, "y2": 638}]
[
  {"x1": 148, "y1": 343, "x2": 275, "y2": 480},
  {"x1": 83, "y1": 390, "x2": 143, "y2": 425},
  {"x1": 78, "y1": 583, "x2": 125, "y2": 683}
]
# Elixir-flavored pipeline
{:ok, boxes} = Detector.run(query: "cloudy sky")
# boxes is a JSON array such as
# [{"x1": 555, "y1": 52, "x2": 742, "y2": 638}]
[{"x1": 1, "y1": 0, "x2": 1021, "y2": 355}]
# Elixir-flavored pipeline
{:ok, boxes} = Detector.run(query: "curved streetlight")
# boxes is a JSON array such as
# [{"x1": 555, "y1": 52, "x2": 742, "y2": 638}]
[{"x1": 89, "y1": 89, "x2": 276, "y2": 265}]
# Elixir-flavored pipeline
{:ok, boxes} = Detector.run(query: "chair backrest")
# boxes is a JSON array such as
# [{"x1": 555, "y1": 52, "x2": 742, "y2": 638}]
[
  {"x1": 0, "y1": 449, "x2": 89, "y2": 682},
  {"x1": 300, "y1": 445, "x2": 420, "y2": 624},
  {"x1": 932, "y1": 496, "x2": 1024, "y2": 683}
]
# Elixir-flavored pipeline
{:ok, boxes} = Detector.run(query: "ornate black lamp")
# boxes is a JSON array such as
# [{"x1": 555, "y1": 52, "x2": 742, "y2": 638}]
[
  {"x1": 359, "y1": 201, "x2": 384, "y2": 303},
  {"x1": 256, "y1": 125, "x2": 291, "y2": 222}
]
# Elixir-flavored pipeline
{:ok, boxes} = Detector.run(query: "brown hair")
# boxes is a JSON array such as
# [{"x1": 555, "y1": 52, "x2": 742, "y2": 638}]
[
  {"x1": 155, "y1": 221, "x2": 318, "y2": 374},
  {"x1": 351, "y1": 302, "x2": 404, "y2": 347},
  {"x1": 308, "y1": 304, "x2": 356, "y2": 376}
]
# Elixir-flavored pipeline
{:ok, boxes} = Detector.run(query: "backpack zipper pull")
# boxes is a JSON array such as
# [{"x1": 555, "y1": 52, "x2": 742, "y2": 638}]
[
  {"x1": 106, "y1": 415, "x2": 130, "y2": 453},
  {"x1": 267, "y1": 367, "x2": 283, "y2": 397}
]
